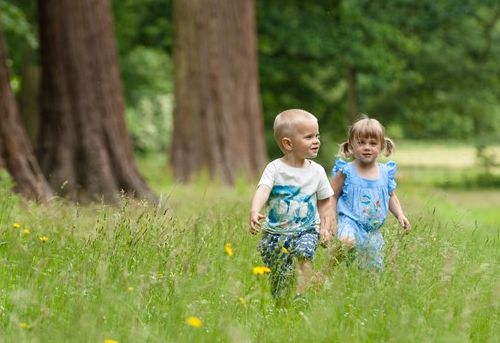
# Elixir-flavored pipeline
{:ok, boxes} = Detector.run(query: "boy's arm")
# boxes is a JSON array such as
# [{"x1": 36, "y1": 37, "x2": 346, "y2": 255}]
[
  {"x1": 318, "y1": 196, "x2": 334, "y2": 246},
  {"x1": 249, "y1": 185, "x2": 271, "y2": 234},
  {"x1": 389, "y1": 192, "x2": 410, "y2": 232}
]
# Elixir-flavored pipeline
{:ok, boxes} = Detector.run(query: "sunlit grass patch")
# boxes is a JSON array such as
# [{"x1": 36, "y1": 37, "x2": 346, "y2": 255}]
[{"x1": 0, "y1": 155, "x2": 498, "y2": 341}]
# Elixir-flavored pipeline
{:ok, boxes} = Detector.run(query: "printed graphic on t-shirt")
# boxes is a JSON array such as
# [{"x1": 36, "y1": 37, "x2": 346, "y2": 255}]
[{"x1": 267, "y1": 185, "x2": 316, "y2": 231}]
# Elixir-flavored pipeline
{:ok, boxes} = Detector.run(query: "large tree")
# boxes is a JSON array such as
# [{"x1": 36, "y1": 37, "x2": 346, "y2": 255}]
[
  {"x1": 0, "y1": 27, "x2": 51, "y2": 200},
  {"x1": 37, "y1": 0, "x2": 156, "y2": 202},
  {"x1": 170, "y1": 0, "x2": 267, "y2": 183}
]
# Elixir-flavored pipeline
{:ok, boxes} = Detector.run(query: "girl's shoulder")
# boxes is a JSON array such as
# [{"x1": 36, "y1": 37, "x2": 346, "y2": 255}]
[
  {"x1": 331, "y1": 158, "x2": 352, "y2": 177},
  {"x1": 381, "y1": 160, "x2": 397, "y2": 193},
  {"x1": 381, "y1": 160, "x2": 397, "y2": 179}
]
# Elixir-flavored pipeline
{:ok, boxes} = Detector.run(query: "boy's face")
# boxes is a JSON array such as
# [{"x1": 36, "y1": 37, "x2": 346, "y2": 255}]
[{"x1": 287, "y1": 119, "x2": 320, "y2": 159}]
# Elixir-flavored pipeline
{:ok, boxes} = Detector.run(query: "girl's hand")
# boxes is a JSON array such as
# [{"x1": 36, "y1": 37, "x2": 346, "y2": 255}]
[
  {"x1": 398, "y1": 215, "x2": 411, "y2": 233},
  {"x1": 249, "y1": 210, "x2": 264, "y2": 234}
]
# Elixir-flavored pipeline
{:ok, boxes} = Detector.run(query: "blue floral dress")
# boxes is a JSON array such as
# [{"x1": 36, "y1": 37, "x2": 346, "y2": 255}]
[{"x1": 332, "y1": 158, "x2": 397, "y2": 270}]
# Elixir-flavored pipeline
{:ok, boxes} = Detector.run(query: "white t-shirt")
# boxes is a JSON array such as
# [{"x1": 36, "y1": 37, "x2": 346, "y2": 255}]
[{"x1": 258, "y1": 158, "x2": 334, "y2": 234}]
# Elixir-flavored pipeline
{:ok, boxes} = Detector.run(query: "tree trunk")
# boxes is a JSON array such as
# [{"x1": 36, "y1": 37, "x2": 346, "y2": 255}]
[
  {"x1": 19, "y1": 54, "x2": 40, "y2": 147},
  {"x1": 38, "y1": 0, "x2": 156, "y2": 203},
  {"x1": 0, "y1": 28, "x2": 52, "y2": 200},
  {"x1": 171, "y1": 0, "x2": 267, "y2": 183}
]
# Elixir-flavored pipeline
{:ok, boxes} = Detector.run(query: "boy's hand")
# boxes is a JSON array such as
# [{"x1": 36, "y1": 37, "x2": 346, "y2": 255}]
[
  {"x1": 398, "y1": 215, "x2": 411, "y2": 234},
  {"x1": 249, "y1": 210, "x2": 264, "y2": 234},
  {"x1": 320, "y1": 228, "x2": 332, "y2": 248},
  {"x1": 330, "y1": 222, "x2": 338, "y2": 238}
]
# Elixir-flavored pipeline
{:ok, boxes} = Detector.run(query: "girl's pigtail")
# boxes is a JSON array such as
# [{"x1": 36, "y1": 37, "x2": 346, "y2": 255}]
[
  {"x1": 384, "y1": 137, "x2": 395, "y2": 156},
  {"x1": 339, "y1": 141, "x2": 352, "y2": 158}
]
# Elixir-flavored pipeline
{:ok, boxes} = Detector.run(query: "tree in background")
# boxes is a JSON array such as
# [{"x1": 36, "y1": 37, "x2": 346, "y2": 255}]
[
  {"x1": 170, "y1": 0, "x2": 267, "y2": 183},
  {"x1": 37, "y1": 0, "x2": 156, "y2": 202},
  {"x1": 257, "y1": 0, "x2": 500, "y2": 161},
  {"x1": 0, "y1": 26, "x2": 51, "y2": 200}
]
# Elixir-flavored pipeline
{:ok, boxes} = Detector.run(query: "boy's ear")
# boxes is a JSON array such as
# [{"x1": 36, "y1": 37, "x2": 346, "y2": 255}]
[{"x1": 281, "y1": 137, "x2": 293, "y2": 151}]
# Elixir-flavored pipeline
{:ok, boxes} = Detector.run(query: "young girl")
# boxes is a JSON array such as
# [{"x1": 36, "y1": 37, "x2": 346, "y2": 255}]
[{"x1": 331, "y1": 117, "x2": 410, "y2": 270}]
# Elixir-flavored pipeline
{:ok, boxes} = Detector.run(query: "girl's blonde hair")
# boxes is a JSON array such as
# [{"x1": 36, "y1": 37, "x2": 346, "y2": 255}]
[{"x1": 339, "y1": 116, "x2": 395, "y2": 158}]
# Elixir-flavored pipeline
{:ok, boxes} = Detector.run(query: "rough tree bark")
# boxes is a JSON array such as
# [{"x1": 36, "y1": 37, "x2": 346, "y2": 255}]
[
  {"x1": 19, "y1": 54, "x2": 40, "y2": 147},
  {"x1": 0, "y1": 28, "x2": 52, "y2": 200},
  {"x1": 171, "y1": 0, "x2": 267, "y2": 183},
  {"x1": 37, "y1": 0, "x2": 156, "y2": 202}
]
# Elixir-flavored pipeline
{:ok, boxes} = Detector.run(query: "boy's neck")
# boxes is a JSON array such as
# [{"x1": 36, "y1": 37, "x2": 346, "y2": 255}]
[{"x1": 281, "y1": 155, "x2": 308, "y2": 168}]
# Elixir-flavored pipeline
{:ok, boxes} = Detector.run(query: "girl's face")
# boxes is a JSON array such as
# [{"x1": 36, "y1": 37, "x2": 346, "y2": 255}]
[{"x1": 351, "y1": 136, "x2": 383, "y2": 165}]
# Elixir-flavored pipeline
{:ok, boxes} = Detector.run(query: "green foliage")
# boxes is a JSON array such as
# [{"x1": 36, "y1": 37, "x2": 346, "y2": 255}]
[
  {"x1": 0, "y1": 0, "x2": 37, "y2": 79},
  {"x1": 121, "y1": 46, "x2": 173, "y2": 153},
  {"x1": 257, "y1": 0, "x2": 500, "y2": 153},
  {"x1": 120, "y1": 46, "x2": 173, "y2": 103},
  {"x1": 121, "y1": 47, "x2": 173, "y2": 153},
  {"x1": 125, "y1": 93, "x2": 173, "y2": 154},
  {"x1": 0, "y1": 1, "x2": 36, "y2": 49},
  {"x1": 112, "y1": 1, "x2": 175, "y2": 154},
  {"x1": 112, "y1": 0, "x2": 173, "y2": 56}
]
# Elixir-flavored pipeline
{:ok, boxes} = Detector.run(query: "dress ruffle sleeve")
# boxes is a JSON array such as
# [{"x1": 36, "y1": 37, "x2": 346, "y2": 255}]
[
  {"x1": 331, "y1": 158, "x2": 349, "y2": 177},
  {"x1": 386, "y1": 161, "x2": 397, "y2": 194},
  {"x1": 332, "y1": 158, "x2": 350, "y2": 196}
]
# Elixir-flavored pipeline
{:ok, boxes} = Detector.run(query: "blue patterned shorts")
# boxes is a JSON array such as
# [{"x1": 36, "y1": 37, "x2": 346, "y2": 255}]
[
  {"x1": 337, "y1": 216, "x2": 384, "y2": 270},
  {"x1": 258, "y1": 228, "x2": 319, "y2": 298}
]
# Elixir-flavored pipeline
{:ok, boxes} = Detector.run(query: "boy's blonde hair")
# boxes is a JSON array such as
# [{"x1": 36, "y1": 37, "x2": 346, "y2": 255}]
[
  {"x1": 273, "y1": 109, "x2": 317, "y2": 153},
  {"x1": 339, "y1": 116, "x2": 395, "y2": 158}
]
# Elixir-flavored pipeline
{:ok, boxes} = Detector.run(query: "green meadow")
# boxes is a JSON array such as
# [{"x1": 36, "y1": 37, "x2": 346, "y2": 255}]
[{"x1": 0, "y1": 144, "x2": 498, "y2": 342}]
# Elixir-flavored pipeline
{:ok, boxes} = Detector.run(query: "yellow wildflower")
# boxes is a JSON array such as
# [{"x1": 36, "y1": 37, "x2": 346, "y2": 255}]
[
  {"x1": 104, "y1": 339, "x2": 118, "y2": 343},
  {"x1": 186, "y1": 316, "x2": 202, "y2": 328},
  {"x1": 22, "y1": 228, "x2": 30, "y2": 235},
  {"x1": 224, "y1": 242, "x2": 233, "y2": 257},
  {"x1": 238, "y1": 297, "x2": 247, "y2": 306},
  {"x1": 12, "y1": 223, "x2": 21, "y2": 229},
  {"x1": 19, "y1": 322, "x2": 29, "y2": 329},
  {"x1": 281, "y1": 246, "x2": 289, "y2": 254},
  {"x1": 252, "y1": 266, "x2": 271, "y2": 275},
  {"x1": 126, "y1": 286, "x2": 134, "y2": 292},
  {"x1": 39, "y1": 236, "x2": 49, "y2": 243}
]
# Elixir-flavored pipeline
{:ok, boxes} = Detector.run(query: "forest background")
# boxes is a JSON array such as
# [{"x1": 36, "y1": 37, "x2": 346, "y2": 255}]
[{"x1": 3, "y1": 0, "x2": 500, "y2": 163}]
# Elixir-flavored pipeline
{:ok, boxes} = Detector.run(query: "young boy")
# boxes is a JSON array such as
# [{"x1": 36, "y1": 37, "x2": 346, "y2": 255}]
[{"x1": 249, "y1": 109, "x2": 334, "y2": 304}]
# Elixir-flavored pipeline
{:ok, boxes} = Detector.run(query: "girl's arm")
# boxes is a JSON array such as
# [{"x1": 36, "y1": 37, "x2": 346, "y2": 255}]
[
  {"x1": 330, "y1": 172, "x2": 345, "y2": 236},
  {"x1": 249, "y1": 185, "x2": 271, "y2": 234},
  {"x1": 389, "y1": 192, "x2": 410, "y2": 232}
]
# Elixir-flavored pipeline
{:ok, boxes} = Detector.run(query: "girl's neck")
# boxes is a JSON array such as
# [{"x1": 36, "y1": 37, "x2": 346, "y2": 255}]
[
  {"x1": 354, "y1": 158, "x2": 376, "y2": 168},
  {"x1": 354, "y1": 159, "x2": 379, "y2": 178},
  {"x1": 281, "y1": 155, "x2": 308, "y2": 168}
]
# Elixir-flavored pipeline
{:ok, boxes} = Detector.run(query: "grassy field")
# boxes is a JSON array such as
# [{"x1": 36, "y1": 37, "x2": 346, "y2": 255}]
[{"x1": 0, "y1": 144, "x2": 498, "y2": 342}]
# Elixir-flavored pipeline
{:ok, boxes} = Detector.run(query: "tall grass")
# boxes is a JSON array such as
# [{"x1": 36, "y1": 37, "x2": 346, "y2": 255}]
[{"x1": 0, "y1": 176, "x2": 498, "y2": 342}]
